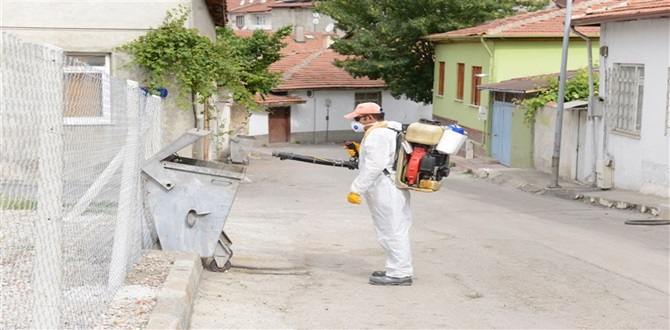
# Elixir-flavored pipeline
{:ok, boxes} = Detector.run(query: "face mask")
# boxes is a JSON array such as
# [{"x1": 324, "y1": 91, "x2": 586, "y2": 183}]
[{"x1": 351, "y1": 121, "x2": 368, "y2": 133}]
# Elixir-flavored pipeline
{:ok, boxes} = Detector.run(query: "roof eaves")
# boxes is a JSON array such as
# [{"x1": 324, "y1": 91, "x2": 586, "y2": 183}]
[
  {"x1": 426, "y1": 32, "x2": 598, "y2": 43},
  {"x1": 573, "y1": 7, "x2": 670, "y2": 26}
]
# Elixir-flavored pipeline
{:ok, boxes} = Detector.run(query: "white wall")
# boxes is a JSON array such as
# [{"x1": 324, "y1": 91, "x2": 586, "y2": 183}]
[
  {"x1": 0, "y1": 0, "x2": 219, "y2": 154},
  {"x1": 271, "y1": 8, "x2": 336, "y2": 33},
  {"x1": 534, "y1": 105, "x2": 588, "y2": 182},
  {"x1": 598, "y1": 18, "x2": 670, "y2": 197},
  {"x1": 248, "y1": 89, "x2": 432, "y2": 139}
]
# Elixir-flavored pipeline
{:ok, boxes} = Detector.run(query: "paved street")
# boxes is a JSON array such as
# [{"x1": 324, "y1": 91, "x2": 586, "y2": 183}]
[{"x1": 190, "y1": 144, "x2": 669, "y2": 329}]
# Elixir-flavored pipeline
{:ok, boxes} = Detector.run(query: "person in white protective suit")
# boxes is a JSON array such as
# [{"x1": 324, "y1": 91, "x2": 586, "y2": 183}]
[{"x1": 344, "y1": 102, "x2": 413, "y2": 286}]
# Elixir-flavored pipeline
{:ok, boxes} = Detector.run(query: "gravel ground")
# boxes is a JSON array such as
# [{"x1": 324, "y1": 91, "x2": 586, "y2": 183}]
[
  {"x1": 1, "y1": 208, "x2": 176, "y2": 329},
  {"x1": 93, "y1": 249, "x2": 178, "y2": 330}
]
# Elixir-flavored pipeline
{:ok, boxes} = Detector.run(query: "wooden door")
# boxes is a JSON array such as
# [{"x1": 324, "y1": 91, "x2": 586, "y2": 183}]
[{"x1": 268, "y1": 106, "x2": 290, "y2": 143}]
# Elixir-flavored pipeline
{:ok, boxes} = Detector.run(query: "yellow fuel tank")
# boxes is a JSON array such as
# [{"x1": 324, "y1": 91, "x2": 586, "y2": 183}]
[{"x1": 405, "y1": 122, "x2": 444, "y2": 145}]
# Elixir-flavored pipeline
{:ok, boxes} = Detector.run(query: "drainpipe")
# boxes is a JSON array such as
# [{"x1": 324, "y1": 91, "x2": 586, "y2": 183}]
[
  {"x1": 313, "y1": 92, "x2": 317, "y2": 144},
  {"x1": 571, "y1": 26, "x2": 596, "y2": 185},
  {"x1": 549, "y1": 0, "x2": 573, "y2": 188},
  {"x1": 480, "y1": 36, "x2": 494, "y2": 148}
]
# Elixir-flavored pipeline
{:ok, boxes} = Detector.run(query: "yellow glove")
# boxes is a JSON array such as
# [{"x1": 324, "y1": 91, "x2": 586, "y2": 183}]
[
  {"x1": 347, "y1": 192, "x2": 362, "y2": 204},
  {"x1": 344, "y1": 142, "x2": 360, "y2": 158}
]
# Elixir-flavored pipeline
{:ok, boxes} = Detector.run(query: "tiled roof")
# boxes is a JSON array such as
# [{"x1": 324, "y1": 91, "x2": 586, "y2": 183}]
[
  {"x1": 477, "y1": 70, "x2": 582, "y2": 93},
  {"x1": 226, "y1": 0, "x2": 242, "y2": 12},
  {"x1": 234, "y1": 30, "x2": 385, "y2": 91},
  {"x1": 572, "y1": 0, "x2": 670, "y2": 26},
  {"x1": 229, "y1": 0, "x2": 276, "y2": 14},
  {"x1": 425, "y1": 0, "x2": 624, "y2": 40},
  {"x1": 254, "y1": 93, "x2": 306, "y2": 106},
  {"x1": 269, "y1": 1, "x2": 314, "y2": 8},
  {"x1": 273, "y1": 49, "x2": 385, "y2": 90}
]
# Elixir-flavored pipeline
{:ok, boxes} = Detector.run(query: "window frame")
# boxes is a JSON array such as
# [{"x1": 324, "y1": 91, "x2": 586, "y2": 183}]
[
  {"x1": 236, "y1": 15, "x2": 245, "y2": 28},
  {"x1": 63, "y1": 54, "x2": 112, "y2": 126},
  {"x1": 256, "y1": 15, "x2": 266, "y2": 26},
  {"x1": 456, "y1": 63, "x2": 465, "y2": 100},
  {"x1": 437, "y1": 61, "x2": 445, "y2": 96},
  {"x1": 470, "y1": 66, "x2": 482, "y2": 106}
]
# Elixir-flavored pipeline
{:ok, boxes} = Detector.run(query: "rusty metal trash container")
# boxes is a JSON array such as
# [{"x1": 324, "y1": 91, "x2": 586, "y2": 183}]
[{"x1": 141, "y1": 128, "x2": 246, "y2": 271}]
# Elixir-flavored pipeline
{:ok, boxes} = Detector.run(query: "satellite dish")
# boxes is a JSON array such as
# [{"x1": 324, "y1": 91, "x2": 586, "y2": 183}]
[
  {"x1": 240, "y1": 0, "x2": 244, "y2": 5},
  {"x1": 249, "y1": 0, "x2": 254, "y2": 3},
  {"x1": 312, "y1": 18, "x2": 319, "y2": 25},
  {"x1": 325, "y1": 23, "x2": 334, "y2": 33},
  {"x1": 312, "y1": 12, "x2": 320, "y2": 18}
]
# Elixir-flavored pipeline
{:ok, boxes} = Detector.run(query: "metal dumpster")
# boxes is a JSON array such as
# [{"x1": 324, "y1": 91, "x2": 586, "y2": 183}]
[
  {"x1": 141, "y1": 128, "x2": 246, "y2": 271},
  {"x1": 229, "y1": 135, "x2": 255, "y2": 165}
]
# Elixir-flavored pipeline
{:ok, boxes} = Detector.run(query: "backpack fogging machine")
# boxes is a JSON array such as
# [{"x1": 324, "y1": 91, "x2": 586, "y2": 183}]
[{"x1": 271, "y1": 119, "x2": 468, "y2": 192}]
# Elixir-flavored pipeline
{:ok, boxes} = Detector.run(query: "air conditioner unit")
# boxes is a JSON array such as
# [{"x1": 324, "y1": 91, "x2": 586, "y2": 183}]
[{"x1": 596, "y1": 159, "x2": 613, "y2": 189}]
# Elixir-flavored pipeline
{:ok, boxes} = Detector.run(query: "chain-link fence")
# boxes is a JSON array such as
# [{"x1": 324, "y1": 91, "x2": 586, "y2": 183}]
[{"x1": 1, "y1": 32, "x2": 163, "y2": 329}]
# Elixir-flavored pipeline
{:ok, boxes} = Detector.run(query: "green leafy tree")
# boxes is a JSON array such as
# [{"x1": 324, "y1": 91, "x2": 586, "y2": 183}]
[
  {"x1": 216, "y1": 26, "x2": 292, "y2": 110},
  {"x1": 315, "y1": 0, "x2": 547, "y2": 104},
  {"x1": 520, "y1": 68, "x2": 598, "y2": 125},
  {"x1": 117, "y1": 5, "x2": 290, "y2": 122},
  {"x1": 118, "y1": 5, "x2": 229, "y2": 121}
]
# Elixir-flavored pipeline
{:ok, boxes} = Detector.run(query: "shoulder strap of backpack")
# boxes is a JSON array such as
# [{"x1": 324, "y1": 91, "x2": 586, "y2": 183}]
[{"x1": 386, "y1": 127, "x2": 403, "y2": 172}]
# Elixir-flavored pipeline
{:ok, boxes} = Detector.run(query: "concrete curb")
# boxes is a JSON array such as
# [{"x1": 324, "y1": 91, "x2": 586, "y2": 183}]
[
  {"x1": 146, "y1": 252, "x2": 203, "y2": 330},
  {"x1": 474, "y1": 168, "x2": 664, "y2": 216}
]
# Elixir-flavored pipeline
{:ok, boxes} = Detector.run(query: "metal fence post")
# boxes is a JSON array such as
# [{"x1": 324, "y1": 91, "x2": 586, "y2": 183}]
[
  {"x1": 108, "y1": 80, "x2": 142, "y2": 290},
  {"x1": 32, "y1": 44, "x2": 64, "y2": 329}
]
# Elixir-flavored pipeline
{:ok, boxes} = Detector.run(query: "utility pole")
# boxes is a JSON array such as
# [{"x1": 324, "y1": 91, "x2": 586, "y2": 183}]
[{"x1": 549, "y1": 0, "x2": 573, "y2": 188}]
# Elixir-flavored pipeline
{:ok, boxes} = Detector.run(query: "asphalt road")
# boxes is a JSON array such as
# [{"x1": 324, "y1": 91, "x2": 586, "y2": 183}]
[{"x1": 190, "y1": 144, "x2": 669, "y2": 329}]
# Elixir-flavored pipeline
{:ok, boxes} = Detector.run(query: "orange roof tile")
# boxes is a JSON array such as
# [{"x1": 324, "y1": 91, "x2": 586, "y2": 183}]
[
  {"x1": 235, "y1": 30, "x2": 385, "y2": 91},
  {"x1": 572, "y1": 0, "x2": 670, "y2": 26},
  {"x1": 272, "y1": 49, "x2": 385, "y2": 90},
  {"x1": 226, "y1": 0, "x2": 242, "y2": 12},
  {"x1": 425, "y1": 0, "x2": 624, "y2": 40},
  {"x1": 269, "y1": 1, "x2": 314, "y2": 8},
  {"x1": 229, "y1": 0, "x2": 276, "y2": 14}
]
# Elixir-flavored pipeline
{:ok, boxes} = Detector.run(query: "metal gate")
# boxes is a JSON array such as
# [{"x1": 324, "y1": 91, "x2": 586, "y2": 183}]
[{"x1": 491, "y1": 101, "x2": 513, "y2": 166}]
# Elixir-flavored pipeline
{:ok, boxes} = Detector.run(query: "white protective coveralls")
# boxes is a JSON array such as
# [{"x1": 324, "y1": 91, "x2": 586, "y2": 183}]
[{"x1": 350, "y1": 121, "x2": 413, "y2": 278}]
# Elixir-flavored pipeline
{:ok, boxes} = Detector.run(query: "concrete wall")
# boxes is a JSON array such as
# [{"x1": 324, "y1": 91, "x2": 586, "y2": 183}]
[
  {"x1": 598, "y1": 18, "x2": 670, "y2": 197},
  {"x1": 230, "y1": 13, "x2": 272, "y2": 31},
  {"x1": 271, "y1": 7, "x2": 335, "y2": 33},
  {"x1": 534, "y1": 105, "x2": 588, "y2": 181},
  {"x1": 510, "y1": 105, "x2": 534, "y2": 169},
  {"x1": 248, "y1": 89, "x2": 432, "y2": 145},
  {"x1": 228, "y1": 7, "x2": 335, "y2": 32},
  {"x1": 0, "y1": 0, "x2": 219, "y2": 155}
]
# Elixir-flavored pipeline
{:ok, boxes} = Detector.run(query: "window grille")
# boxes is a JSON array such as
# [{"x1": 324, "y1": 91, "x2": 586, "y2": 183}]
[
  {"x1": 606, "y1": 64, "x2": 644, "y2": 134},
  {"x1": 236, "y1": 16, "x2": 244, "y2": 28},
  {"x1": 256, "y1": 15, "x2": 265, "y2": 26},
  {"x1": 354, "y1": 92, "x2": 381, "y2": 107},
  {"x1": 64, "y1": 54, "x2": 111, "y2": 125}
]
